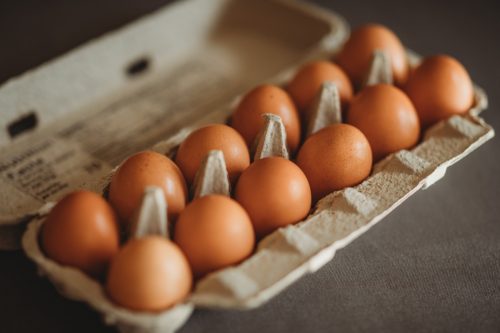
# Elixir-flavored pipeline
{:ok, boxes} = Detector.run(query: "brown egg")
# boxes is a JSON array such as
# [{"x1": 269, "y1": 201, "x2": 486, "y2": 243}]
[
  {"x1": 347, "y1": 84, "x2": 420, "y2": 161},
  {"x1": 296, "y1": 124, "x2": 372, "y2": 202},
  {"x1": 287, "y1": 61, "x2": 353, "y2": 114},
  {"x1": 405, "y1": 54, "x2": 474, "y2": 127},
  {"x1": 174, "y1": 195, "x2": 254, "y2": 277},
  {"x1": 235, "y1": 157, "x2": 311, "y2": 237},
  {"x1": 175, "y1": 124, "x2": 250, "y2": 186},
  {"x1": 109, "y1": 151, "x2": 187, "y2": 225},
  {"x1": 231, "y1": 84, "x2": 301, "y2": 153},
  {"x1": 42, "y1": 190, "x2": 120, "y2": 277},
  {"x1": 336, "y1": 24, "x2": 409, "y2": 87},
  {"x1": 106, "y1": 236, "x2": 192, "y2": 311}
]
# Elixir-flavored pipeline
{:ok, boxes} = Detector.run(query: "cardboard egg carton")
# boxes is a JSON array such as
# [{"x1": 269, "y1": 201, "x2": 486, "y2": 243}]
[
  {"x1": 22, "y1": 95, "x2": 494, "y2": 333},
  {"x1": 0, "y1": 0, "x2": 494, "y2": 332}
]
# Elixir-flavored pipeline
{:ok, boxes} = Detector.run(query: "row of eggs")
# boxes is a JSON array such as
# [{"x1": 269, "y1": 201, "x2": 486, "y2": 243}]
[{"x1": 40, "y1": 24, "x2": 475, "y2": 312}]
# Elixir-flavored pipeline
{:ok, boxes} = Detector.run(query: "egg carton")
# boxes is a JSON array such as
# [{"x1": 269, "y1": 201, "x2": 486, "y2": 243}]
[
  {"x1": 24, "y1": 52, "x2": 495, "y2": 333},
  {"x1": 22, "y1": 94, "x2": 493, "y2": 333},
  {"x1": 0, "y1": 0, "x2": 494, "y2": 332}
]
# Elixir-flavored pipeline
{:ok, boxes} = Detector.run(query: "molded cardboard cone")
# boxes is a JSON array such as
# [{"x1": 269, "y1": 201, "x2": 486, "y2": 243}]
[
  {"x1": 192, "y1": 150, "x2": 230, "y2": 199},
  {"x1": 254, "y1": 113, "x2": 289, "y2": 160}
]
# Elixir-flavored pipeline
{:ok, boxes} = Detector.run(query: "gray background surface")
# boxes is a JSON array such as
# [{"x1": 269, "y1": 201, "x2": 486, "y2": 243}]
[{"x1": 1, "y1": 0, "x2": 499, "y2": 332}]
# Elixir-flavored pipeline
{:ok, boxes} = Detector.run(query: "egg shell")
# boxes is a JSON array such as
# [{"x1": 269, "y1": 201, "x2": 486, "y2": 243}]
[
  {"x1": 235, "y1": 157, "x2": 311, "y2": 237},
  {"x1": 287, "y1": 61, "x2": 353, "y2": 114},
  {"x1": 41, "y1": 190, "x2": 120, "y2": 277},
  {"x1": 175, "y1": 124, "x2": 250, "y2": 186},
  {"x1": 231, "y1": 84, "x2": 302, "y2": 153},
  {"x1": 336, "y1": 24, "x2": 409, "y2": 87},
  {"x1": 106, "y1": 236, "x2": 192, "y2": 312},
  {"x1": 347, "y1": 84, "x2": 420, "y2": 161},
  {"x1": 109, "y1": 151, "x2": 187, "y2": 225},
  {"x1": 296, "y1": 124, "x2": 372, "y2": 202},
  {"x1": 405, "y1": 54, "x2": 474, "y2": 128},
  {"x1": 174, "y1": 195, "x2": 255, "y2": 277}
]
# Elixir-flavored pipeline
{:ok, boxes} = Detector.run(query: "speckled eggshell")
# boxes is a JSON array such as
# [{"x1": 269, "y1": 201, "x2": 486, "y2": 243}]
[
  {"x1": 174, "y1": 195, "x2": 255, "y2": 277},
  {"x1": 231, "y1": 84, "x2": 302, "y2": 153},
  {"x1": 175, "y1": 124, "x2": 250, "y2": 186},
  {"x1": 405, "y1": 54, "x2": 474, "y2": 128},
  {"x1": 41, "y1": 190, "x2": 120, "y2": 277},
  {"x1": 296, "y1": 124, "x2": 372, "y2": 202},
  {"x1": 347, "y1": 84, "x2": 420, "y2": 161},
  {"x1": 109, "y1": 151, "x2": 187, "y2": 226},
  {"x1": 336, "y1": 24, "x2": 409, "y2": 87},
  {"x1": 106, "y1": 236, "x2": 192, "y2": 312},
  {"x1": 235, "y1": 157, "x2": 311, "y2": 238}
]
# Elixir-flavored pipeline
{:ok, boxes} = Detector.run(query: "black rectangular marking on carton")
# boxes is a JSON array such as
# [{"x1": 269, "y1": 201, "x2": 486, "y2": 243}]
[
  {"x1": 7, "y1": 112, "x2": 38, "y2": 139},
  {"x1": 126, "y1": 57, "x2": 151, "y2": 77}
]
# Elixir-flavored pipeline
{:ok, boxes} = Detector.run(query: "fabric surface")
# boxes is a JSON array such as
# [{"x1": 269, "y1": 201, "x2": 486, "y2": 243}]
[{"x1": 0, "y1": 0, "x2": 499, "y2": 332}]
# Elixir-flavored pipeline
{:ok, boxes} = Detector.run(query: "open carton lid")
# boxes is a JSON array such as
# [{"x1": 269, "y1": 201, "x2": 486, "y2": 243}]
[
  {"x1": 4, "y1": 0, "x2": 496, "y2": 332},
  {"x1": 0, "y1": 0, "x2": 349, "y2": 249}
]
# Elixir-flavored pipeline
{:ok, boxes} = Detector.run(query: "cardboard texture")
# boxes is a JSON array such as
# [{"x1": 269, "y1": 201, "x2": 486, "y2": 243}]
[
  {"x1": 253, "y1": 114, "x2": 290, "y2": 160},
  {"x1": 130, "y1": 186, "x2": 169, "y2": 239},
  {"x1": 192, "y1": 150, "x2": 231, "y2": 199},
  {"x1": 0, "y1": 0, "x2": 492, "y2": 332},
  {"x1": 364, "y1": 50, "x2": 393, "y2": 87},
  {"x1": 306, "y1": 82, "x2": 342, "y2": 136}
]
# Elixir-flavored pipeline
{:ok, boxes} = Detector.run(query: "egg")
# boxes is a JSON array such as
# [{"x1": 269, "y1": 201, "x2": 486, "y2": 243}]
[
  {"x1": 336, "y1": 24, "x2": 409, "y2": 87},
  {"x1": 106, "y1": 236, "x2": 192, "y2": 311},
  {"x1": 174, "y1": 195, "x2": 254, "y2": 277},
  {"x1": 347, "y1": 84, "x2": 420, "y2": 161},
  {"x1": 405, "y1": 54, "x2": 474, "y2": 127},
  {"x1": 175, "y1": 124, "x2": 250, "y2": 186},
  {"x1": 231, "y1": 84, "x2": 301, "y2": 153},
  {"x1": 235, "y1": 157, "x2": 311, "y2": 237},
  {"x1": 296, "y1": 124, "x2": 372, "y2": 202},
  {"x1": 41, "y1": 190, "x2": 120, "y2": 277},
  {"x1": 109, "y1": 151, "x2": 187, "y2": 226},
  {"x1": 287, "y1": 61, "x2": 353, "y2": 114}
]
